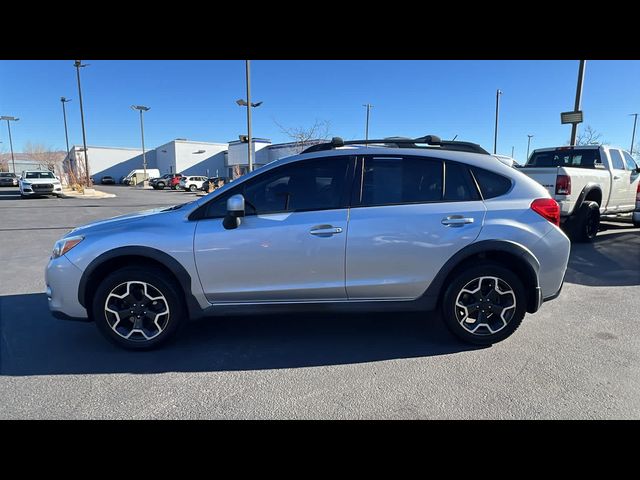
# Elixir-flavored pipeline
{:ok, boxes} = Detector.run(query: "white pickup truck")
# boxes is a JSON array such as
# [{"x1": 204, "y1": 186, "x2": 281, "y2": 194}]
[{"x1": 520, "y1": 145, "x2": 640, "y2": 242}]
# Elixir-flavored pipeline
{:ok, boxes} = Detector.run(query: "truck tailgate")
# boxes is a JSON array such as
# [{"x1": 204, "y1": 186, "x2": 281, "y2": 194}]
[{"x1": 519, "y1": 167, "x2": 558, "y2": 196}]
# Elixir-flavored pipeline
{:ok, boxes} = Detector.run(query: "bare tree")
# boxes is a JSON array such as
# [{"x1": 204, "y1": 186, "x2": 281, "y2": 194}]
[
  {"x1": 273, "y1": 119, "x2": 332, "y2": 153},
  {"x1": 231, "y1": 164, "x2": 243, "y2": 180},
  {"x1": 568, "y1": 125, "x2": 606, "y2": 146},
  {"x1": 23, "y1": 142, "x2": 65, "y2": 174}
]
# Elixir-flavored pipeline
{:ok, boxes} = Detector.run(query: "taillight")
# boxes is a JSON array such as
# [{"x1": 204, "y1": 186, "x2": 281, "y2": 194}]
[
  {"x1": 636, "y1": 182, "x2": 640, "y2": 202},
  {"x1": 556, "y1": 175, "x2": 571, "y2": 195},
  {"x1": 531, "y1": 198, "x2": 560, "y2": 226}
]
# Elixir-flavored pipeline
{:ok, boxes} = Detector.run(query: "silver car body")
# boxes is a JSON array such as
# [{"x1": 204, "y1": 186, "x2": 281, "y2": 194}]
[{"x1": 46, "y1": 146, "x2": 570, "y2": 321}]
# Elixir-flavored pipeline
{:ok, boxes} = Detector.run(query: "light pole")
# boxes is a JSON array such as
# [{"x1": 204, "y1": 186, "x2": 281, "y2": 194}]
[
  {"x1": 493, "y1": 89, "x2": 502, "y2": 154},
  {"x1": 74, "y1": 60, "x2": 91, "y2": 185},
  {"x1": 60, "y1": 97, "x2": 72, "y2": 180},
  {"x1": 236, "y1": 60, "x2": 262, "y2": 173},
  {"x1": 526, "y1": 134, "x2": 534, "y2": 161},
  {"x1": 1, "y1": 116, "x2": 19, "y2": 174},
  {"x1": 570, "y1": 60, "x2": 587, "y2": 146},
  {"x1": 131, "y1": 105, "x2": 150, "y2": 186},
  {"x1": 363, "y1": 103, "x2": 373, "y2": 143},
  {"x1": 630, "y1": 113, "x2": 638, "y2": 155},
  {"x1": 511, "y1": 146, "x2": 514, "y2": 158}
]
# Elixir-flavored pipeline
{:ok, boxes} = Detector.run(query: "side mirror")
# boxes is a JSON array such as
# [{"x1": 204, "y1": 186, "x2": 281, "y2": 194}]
[{"x1": 223, "y1": 194, "x2": 245, "y2": 230}]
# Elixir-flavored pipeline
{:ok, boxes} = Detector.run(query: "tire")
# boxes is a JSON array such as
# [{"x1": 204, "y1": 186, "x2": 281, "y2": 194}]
[
  {"x1": 92, "y1": 266, "x2": 186, "y2": 350},
  {"x1": 157, "y1": 182, "x2": 165, "y2": 190},
  {"x1": 171, "y1": 185, "x2": 177, "y2": 190},
  {"x1": 189, "y1": 184, "x2": 197, "y2": 192},
  {"x1": 569, "y1": 201, "x2": 600, "y2": 243},
  {"x1": 441, "y1": 262, "x2": 527, "y2": 346}
]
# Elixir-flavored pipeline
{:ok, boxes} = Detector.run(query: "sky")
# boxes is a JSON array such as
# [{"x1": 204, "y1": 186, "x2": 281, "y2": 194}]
[{"x1": 1, "y1": 60, "x2": 640, "y2": 163}]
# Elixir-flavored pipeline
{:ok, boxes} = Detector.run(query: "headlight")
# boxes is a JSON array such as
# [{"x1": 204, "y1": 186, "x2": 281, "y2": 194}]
[
  {"x1": 22, "y1": 182, "x2": 31, "y2": 187},
  {"x1": 52, "y1": 235, "x2": 84, "y2": 259}
]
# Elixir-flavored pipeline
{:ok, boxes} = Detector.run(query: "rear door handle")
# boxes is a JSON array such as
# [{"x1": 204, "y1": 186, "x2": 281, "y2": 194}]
[
  {"x1": 310, "y1": 225, "x2": 343, "y2": 236},
  {"x1": 441, "y1": 216, "x2": 474, "y2": 227}
]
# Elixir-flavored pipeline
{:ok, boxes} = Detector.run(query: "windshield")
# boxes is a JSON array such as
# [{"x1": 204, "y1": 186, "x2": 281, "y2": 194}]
[
  {"x1": 526, "y1": 149, "x2": 601, "y2": 169},
  {"x1": 25, "y1": 171, "x2": 55, "y2": 179}
]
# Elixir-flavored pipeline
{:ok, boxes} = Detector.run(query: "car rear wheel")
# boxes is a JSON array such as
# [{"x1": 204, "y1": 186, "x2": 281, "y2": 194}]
[
  {"x1": 157, "y1": 182, "x2": 165, "y2": 190},
  {"x1": 570, "y1": 201, "x2": 600, "y2": 243},
  {"x1": 441, "y1": 263, "x2": 526, "y2": 345},
  {"x1": 92, "y1": 266, "x2": 185, "y2": 350}
]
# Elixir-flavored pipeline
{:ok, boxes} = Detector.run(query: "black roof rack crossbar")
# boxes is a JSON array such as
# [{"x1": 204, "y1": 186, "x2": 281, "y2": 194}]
[{"x1": 301, "y1": 135, "x2": 489, "y2": 155}]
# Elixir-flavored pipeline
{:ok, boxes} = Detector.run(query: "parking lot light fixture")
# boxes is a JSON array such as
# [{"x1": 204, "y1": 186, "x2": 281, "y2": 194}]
[
  {"x1": 131, "y1": 105, "x2": 150, "y2": 187},
  {"x1": 1, "y1": 116, "x2": 19, "y2": 174},
  {"x1": 236, "y1": 60, "x2": 263, "y2": 173}
]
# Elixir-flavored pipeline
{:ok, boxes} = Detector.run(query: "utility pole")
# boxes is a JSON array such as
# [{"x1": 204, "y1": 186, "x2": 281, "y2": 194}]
[
  {"x1": 630, "y1": 113, "x2": 638, "y2": 155},
  {"x1": 493, "y1": 89, "x2": 502, "y2": 154},
  {"x1": 74, "y1": 60, "x2": 91, "y2": 185},
  {"x1": 131, "y1": 105, "x2": 150, "y2": 186},
  {"x1": 363, "y1": 103, "x2": 373, "y2": 144},
  {"x1": 245, "y1": 60, "x2": 253, "y2": 172},
  {"x1": 570, "y1": 60, "x2": 587, "y2": 146},
  {"x1": 60, "y1": 97, "x2": 72, "y2": 181}
]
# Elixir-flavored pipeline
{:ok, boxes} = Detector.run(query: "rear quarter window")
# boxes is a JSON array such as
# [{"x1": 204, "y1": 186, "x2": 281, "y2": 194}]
[{"x1": 470, "y1": 167, "x2": 512, "y2": 199}]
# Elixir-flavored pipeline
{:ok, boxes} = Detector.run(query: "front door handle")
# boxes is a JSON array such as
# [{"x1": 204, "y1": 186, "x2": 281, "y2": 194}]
[
  {"x1": 310, "y1": 225, "x2": 343, "y2": 236},
  {"x1": 613, "y1": 175, "x2": 621, "y2": 180},
  {"x1": 441, "y1": 215, "x2": 475, "y2": 227}
]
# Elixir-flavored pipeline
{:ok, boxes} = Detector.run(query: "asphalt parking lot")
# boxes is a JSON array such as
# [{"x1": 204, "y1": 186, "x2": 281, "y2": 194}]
[{"x1": 1, "y1": 185, "x2": 639, "y2": 419}]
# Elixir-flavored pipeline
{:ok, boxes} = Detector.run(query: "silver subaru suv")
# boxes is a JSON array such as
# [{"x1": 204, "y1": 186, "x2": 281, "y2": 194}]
[{"x1": 46, "y1": 135, "x2": 570, "y2": 350}]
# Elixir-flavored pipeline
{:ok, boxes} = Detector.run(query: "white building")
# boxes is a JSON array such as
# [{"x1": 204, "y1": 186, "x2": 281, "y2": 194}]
[
  {"x1": 155, "y1": 139, "x2": 228, "y2": 178},
  {"x1": 63, "y1": 137, "x2": 325, "y2": 183}
]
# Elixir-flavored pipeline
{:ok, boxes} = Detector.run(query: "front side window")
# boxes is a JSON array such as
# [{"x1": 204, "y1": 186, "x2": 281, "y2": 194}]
[
  {"x1": 609, "y1": 150, "x2": 625, "y2": 170},
  {"x1": 203, "y1": 156, "x2": 351, "y2": 218},
  {"x1": 356, "y1": 156, "x2": 443, "y2": 207}
]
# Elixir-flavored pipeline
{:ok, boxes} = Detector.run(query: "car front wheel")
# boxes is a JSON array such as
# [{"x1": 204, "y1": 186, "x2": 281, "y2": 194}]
[
  {"x1": 92, "y1": 266, "x2": 185, "y2": 350},
  {"x1": 441, "y1": 263, "x2": 526, "y2": 345},
  {"x1": 156, "y1": 182, "x2": 165, "y2": 190},
  {"x1": 189, "y1": 184, "x2": 197, "y2": 192}
]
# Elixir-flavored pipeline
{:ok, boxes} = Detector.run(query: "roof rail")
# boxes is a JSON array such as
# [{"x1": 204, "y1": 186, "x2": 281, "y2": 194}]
[{"x1": 301, "y1": 135, "x2": 489, "y2": 155}]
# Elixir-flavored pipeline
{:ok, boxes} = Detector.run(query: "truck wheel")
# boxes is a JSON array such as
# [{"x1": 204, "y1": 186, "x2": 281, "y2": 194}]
[{"x1": 571, "y1": 201, "x2": 600, "y2": 243}]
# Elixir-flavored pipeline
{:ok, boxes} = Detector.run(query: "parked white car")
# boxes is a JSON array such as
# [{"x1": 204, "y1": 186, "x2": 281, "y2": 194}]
[
  {"x1": 19, "y1": 170, "x2": 63, "y2": 198},
  {"x1": 520, "y1": 145, "x2": 640, "y2": 241},
  {"x1": 122, "y1": 169, "x2": 161, "y2": 185},
  {"x1": 179, "y1": 175, "x2": 208, "y2": 192}
]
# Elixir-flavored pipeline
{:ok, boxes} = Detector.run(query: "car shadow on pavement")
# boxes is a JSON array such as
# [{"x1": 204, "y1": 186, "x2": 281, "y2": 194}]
[
  {"x1": 565, "y1": 225, "x2": 640, "y2": 287},
  {"x1": 0, "y1": 293, "x2": 481, "y2": 376}
]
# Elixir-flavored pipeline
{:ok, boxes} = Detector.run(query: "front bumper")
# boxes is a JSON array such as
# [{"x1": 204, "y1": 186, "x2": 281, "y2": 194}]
[{"x1": 45, "y1": 254, "x2": 90, "y2": 321}]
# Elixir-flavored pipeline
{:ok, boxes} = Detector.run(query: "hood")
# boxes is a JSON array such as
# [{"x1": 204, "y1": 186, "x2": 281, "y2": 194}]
[{"x1": 68, "y1": 206, "x2": 174, "y2": 236}]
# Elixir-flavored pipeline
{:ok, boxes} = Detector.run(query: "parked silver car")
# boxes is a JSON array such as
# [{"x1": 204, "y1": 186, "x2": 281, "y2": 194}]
[{"x1": 46, "y1": 135, "x2": 570, "y2": 349}]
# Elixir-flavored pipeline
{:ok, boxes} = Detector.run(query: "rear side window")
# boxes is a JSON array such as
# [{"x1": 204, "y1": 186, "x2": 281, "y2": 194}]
[
  {"x1": 609, "y1": 150, "x2": 625, "y2": 170},
  {"x1": 357, "y1": 156, "x2": 443, "y2": 207},
  {"x1": 444, "y1": 162, "x2": 480, "y2": 201},
  {"x1": 470, "y1": 167, "x2": 512, "y2": 199}
]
